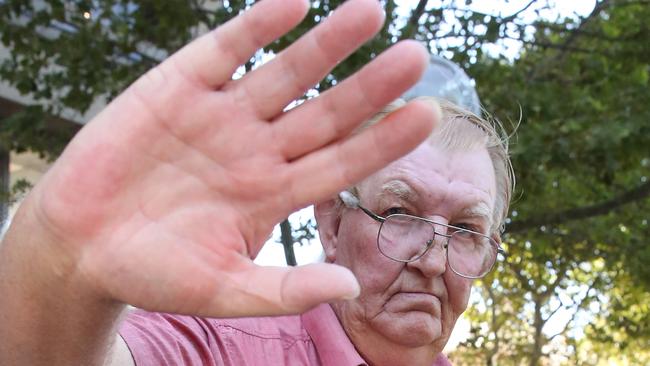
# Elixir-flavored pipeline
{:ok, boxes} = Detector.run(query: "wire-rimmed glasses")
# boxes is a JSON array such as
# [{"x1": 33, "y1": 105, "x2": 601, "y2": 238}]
[{"x1": 339, "y1": 191, "x2": 503, "y2": 279}]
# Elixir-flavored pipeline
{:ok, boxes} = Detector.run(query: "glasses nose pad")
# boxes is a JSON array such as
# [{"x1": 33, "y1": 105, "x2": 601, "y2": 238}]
[
  {"x1": 425, "y1": 233, "x2": 448, "y2": 253},
  {"x1": 424, "y1": 233, "x2": 439, "y2": 251}
]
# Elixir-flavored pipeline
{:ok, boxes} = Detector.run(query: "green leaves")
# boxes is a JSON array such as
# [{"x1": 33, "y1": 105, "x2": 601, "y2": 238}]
[{"x1": 0, "y1": 105, "x2": 77, "y2": 160}]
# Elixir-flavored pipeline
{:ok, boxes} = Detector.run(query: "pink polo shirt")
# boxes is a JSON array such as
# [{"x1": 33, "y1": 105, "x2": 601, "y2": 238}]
[{"x1": 119, "y1": 304, "x2": 452, "y2": 366}]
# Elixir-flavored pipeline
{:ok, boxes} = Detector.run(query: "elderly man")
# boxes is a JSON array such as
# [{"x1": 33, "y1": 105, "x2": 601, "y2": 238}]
[{"x1": 0, "y1": 0, "x2": 512, "y2": 365}]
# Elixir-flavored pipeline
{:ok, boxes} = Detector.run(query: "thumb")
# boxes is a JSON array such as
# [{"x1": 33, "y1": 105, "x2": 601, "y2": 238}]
[
  {"x1": 279, "y1": 263, "x2": 360, "y2": 312},
  {"x1": 219, "y1": 263, "x2": 359, "y2": 317}
]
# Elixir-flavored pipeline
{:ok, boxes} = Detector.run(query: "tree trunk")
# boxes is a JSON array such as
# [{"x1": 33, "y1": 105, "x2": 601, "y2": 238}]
[
  {"x1": 0, "y1": 146, "x2": 9, "y2": 232},
  {"x1": 529, "y1": 299, "x2": 544, "y2": 366},
  {"x1": 487, "y1": 287, "x2": 498, "y2": 366},
  {"x1": 279, "y1": 218, "x2": 297, "y2": 266}
]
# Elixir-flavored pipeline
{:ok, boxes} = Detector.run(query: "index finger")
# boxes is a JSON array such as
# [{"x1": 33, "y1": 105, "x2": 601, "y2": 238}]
[
  {"x1": 287, "y1": 99, "x2": 440, "y2": 210},
  {"x1": 169, "y1": 0, "x2": 310, "y2": 89}
]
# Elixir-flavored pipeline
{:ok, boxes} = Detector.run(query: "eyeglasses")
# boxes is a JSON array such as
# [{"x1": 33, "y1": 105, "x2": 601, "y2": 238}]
[{"x1": 339, "y1": 191, "x2": 503, "y2": 279}]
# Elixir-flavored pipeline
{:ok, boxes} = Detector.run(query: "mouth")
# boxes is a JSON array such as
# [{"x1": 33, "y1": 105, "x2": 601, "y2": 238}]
[{"x1": 385, "y1": 292, "x2": 441, "y2": 316}]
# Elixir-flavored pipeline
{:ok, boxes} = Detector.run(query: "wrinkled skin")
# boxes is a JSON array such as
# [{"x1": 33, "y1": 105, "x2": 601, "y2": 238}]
[{"x1": 317, "y1": 143, "x2": 498, "y2": 365}]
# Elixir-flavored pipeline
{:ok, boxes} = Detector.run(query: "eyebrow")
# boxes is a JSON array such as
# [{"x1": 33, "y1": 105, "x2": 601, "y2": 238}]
[
  {"x1": 376, "y1": 179, "x2": 493, "y2": 224},
  {"x1": 377, "y1": 180, "x2": 419, "y2": 202},
  {"x1": 459, "y1": 202, "x2": 492, "y2": 222}
]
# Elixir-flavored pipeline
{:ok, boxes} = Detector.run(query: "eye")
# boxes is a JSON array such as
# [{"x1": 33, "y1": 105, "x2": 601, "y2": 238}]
[
  {"x1": 383, "y1": 207, "x2": 407, "y2": 216},
  {"x1": 453, "y1": 223, "x2": 478, "y2": 233}
]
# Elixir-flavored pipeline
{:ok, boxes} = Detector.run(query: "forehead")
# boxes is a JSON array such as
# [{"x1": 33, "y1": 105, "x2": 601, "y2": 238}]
[{"x1": 359, "y1": 142, "x2": 497, "y2": 214}]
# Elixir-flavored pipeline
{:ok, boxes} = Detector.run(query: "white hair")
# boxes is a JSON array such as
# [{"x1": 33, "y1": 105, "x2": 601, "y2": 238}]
[{"x1": 341, "y1": 97, "x2": 515, "y2": 235}]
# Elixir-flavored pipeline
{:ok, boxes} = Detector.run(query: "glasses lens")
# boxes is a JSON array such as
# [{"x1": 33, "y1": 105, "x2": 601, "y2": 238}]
[
  {"x1": 378, "y1": 214, "x2": 435, "y2": 261},
  {"x1": 448, "y1": 230, "x2": 498, "y2": 278}
]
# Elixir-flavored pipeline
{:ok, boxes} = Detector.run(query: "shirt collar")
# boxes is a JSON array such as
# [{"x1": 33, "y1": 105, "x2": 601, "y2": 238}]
[{"x1": 302, "y1": 303, "x2": 366, "y2": 366}]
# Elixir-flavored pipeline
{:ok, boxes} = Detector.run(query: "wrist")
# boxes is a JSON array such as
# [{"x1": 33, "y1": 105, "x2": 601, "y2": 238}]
[{"x1": 0, "y1": 196, "x2": 126, "y2": 365}]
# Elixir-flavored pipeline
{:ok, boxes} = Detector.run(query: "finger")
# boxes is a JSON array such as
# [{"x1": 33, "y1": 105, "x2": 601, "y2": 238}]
[
  {"x1": 287, "y1": 100, "x2": 440, "y2": 210},
  {"x1": 274, "y1": 40, "x2": 429, "y2": 160},
  {"x1": 166, "y1": 0, "x2": 309, "y2": 89},
  {"x1": 211, "y1": 263, "x2": 360, "y2": 316},
  {"x1": 226, "y1": 0, "x2": 385, "y2": 119}
]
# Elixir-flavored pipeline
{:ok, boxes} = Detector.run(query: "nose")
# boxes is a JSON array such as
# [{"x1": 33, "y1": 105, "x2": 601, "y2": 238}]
[{"x1": 407, "y1": 217, "x2": 449, "y2": 278}]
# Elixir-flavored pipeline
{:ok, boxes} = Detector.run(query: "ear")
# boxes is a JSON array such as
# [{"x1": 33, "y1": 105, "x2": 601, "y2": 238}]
[
  {"x1": 491, "y1": 232, "x2": 502, "y2": 245},
  {"x1": 314, "y1": 199, "x2": 341, "y2": 263}
]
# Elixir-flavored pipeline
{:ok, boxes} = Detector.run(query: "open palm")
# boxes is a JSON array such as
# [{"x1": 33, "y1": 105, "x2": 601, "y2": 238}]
[{"x1": 26, "y1": 0, "x2": 436, "y2": 318}]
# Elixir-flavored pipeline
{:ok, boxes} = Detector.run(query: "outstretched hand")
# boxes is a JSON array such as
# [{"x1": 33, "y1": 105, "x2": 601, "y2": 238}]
[{"x1": 25, "y1": 0, "x2": 437, "y2": 317}]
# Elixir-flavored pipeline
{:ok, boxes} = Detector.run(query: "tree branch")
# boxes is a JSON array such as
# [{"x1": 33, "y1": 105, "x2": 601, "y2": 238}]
[
  {"x1": 543, "y1": 302, "x2": 563, "y2": 323},
  {"x1": 279, "y1": 219, "x2": 297, "y2": 266},
  {"x1": 546, "y1": 280, "x2": 597, "y2": 342},
  {"x1": 504, "y1": 35, "x2": 614, "y2": 57},
  {"x1": 541, "y1": 262, "x2": 568, "y2": 299},
  {"x1": 502, "y1": 0, "x2": 538, "y2": 21},
  {"x1": 525, "y1": 0, "x2": 608, "y2": 82},
  {"x1": 382, "y1": 0, "x2": 397, "y2": 38},
  {"x1": 398, "y1": 0, "x2": 428, "y2": 41},
  {"x1": 554, "y1": 0, "x2": 609, "y2": 62},
  {"x1": 509, "y1": 260, "x2": 535, "y2": 292},
  {"x1": 526, "y1": 22, "x2": 644, "y2": 43},
  {"x1": 507, "y1": 181, "x2": 650, "y2": 233}
]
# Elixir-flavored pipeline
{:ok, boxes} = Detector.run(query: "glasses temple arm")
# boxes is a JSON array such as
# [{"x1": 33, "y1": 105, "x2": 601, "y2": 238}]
[
  {"x1": 338, "y1": 191, "x2": 385, "y2": 223},
  {"x1": 496, "y1": 245, "x2": 507, "y2": 258},
  {"x1": 358, "y1": 205, "x2": 385, "y2": 223}
]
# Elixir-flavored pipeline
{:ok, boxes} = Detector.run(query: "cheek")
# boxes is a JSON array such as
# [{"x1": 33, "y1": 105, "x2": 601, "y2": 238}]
[
  {"x1": 350, "y1": 263, "x2": 404, "y2": 318},
  {"x1": 335, "y1": 217, "x2": 380, "y2": 271},
  {"x1": 335, "y1": 221, "x2": 403, "y2": 298},
  {"x1": 445, "y1": 274, "x2": 472, "y2": 316}
]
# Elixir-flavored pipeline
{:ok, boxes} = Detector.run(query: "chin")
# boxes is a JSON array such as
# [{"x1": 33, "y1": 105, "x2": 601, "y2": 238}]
[{"x1": 372, "y1": 311, "x2": 446, "y2": 348}]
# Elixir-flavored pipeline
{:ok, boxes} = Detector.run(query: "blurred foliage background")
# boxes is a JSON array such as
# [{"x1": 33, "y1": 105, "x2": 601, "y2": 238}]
[{"x1": 0, "y1": 0, "x2": 648, "y2": 364}]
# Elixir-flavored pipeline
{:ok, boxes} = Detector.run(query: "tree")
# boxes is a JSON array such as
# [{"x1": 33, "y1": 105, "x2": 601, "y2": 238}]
[
  {"x1": 1, "y1": 0, "x2": 649, "y2": 363},
  {"x1": 448, "y1": 1, "x2": 650, "y2": 364}
]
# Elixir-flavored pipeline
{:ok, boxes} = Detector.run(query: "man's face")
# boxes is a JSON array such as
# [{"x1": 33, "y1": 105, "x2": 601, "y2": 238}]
[{"x1": 321, "y1": 142, "x2": 497, "y2": 353}]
